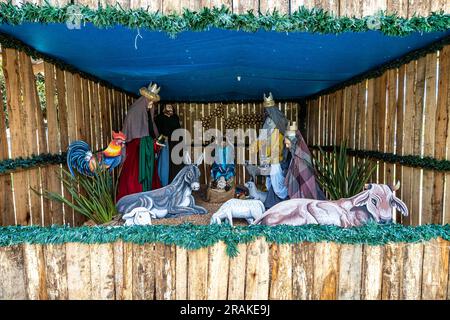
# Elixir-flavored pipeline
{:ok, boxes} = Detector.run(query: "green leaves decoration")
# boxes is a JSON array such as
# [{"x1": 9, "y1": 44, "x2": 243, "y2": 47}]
[
  {"x1": 0, "y1": 2, "x2": 448, "y2": 36},
  {"x1": 0, "y1": 222, "x2": 449, "y2": 257}
]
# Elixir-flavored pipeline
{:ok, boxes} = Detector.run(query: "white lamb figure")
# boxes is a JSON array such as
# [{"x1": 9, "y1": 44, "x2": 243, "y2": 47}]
[
  {"x1": 244, "y1": 181, "x2": 267, "y2": 203},
  {"x1": 210, "y1": 199, "x2": 266, "y2": 226},
  {"x1": 122, "y1": 207, "x2": 155, "y2": 226}
]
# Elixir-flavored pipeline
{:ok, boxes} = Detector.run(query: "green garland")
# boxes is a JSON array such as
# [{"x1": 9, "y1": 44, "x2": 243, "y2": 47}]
[
  {"x1": 0, "y1": 2, "x2": 448, "y2": 36},
  {"x1": 0, "y1": 152, "x2": 66, "y2": 175},
  {"x1": 0, "y1": 223, "x2": 448, "y2": 256},
  {"x1": 311, "y1": 145, "x2": 450, "y2": 172}
]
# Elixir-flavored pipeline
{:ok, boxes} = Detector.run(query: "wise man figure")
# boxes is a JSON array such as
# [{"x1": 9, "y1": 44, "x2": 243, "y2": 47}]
[
  {"x1": 117, "y1": 82, "x2": 163, "y2": 201},
  {"x1": 283, "y1": 121, "x2": 325, "y2": 200},
  {"x1": 252, "y1": 92, "x2": 290, "y2": 209}
]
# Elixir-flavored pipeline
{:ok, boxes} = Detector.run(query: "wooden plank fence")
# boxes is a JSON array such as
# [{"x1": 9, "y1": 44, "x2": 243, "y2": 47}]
[
  {"x1": 305, "y1": 44, "x2": 450, "y2": 226},
  {"x1": 154, "y1": 102, "x2": 299, "y2": 187},
  {"x1": 0, "y1": 45, "x2": 297, "y2": 226},
  {"x1": 0, "y1": 1, "x2": 448, "y2": 228},
  {"x1": 0, "y1": 48, "x2": 132, "y2": 226},
  {"x1": 0, "y1": 239, "x2": 449, "y2": 300}
]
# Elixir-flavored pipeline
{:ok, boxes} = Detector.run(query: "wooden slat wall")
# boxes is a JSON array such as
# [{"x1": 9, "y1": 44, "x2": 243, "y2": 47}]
[
  {"x1": 305, "y1": 45, "x2": 450, "y2": 225},
  {"x1": 0, "y1": 48, "x2": 134, "y2": 226},
  {"x1": 0, "y1": 239, "x2": 448, "y2": 300},
  {"x1": 159, "y1": 102, "x2": 299, "y2": 186}
]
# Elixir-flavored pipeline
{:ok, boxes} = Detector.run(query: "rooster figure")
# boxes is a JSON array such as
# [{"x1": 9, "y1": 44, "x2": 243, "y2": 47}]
[{"x1": 67, "y1": 131, "x2": 127, "y2": 176}]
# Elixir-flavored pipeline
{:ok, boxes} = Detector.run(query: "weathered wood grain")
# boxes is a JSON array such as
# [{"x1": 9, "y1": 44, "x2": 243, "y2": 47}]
[
  {"x1": 361, "y1": 245, "x2": 384, "y2": 300},
  {"x1": 245, "y1": 238, "x2": 270, "y2": 300},
  {"x1": 0, "y1": 64, "x2": 14, "y2": 226},
  {"x1": 188, "y1": 247, "x2": 209, "y2": 299},
  {"x1": 90, "y1": 243, "x2": 116, "y2": 300},
  {"x1": 227, "y1": 243, "x2": 247, "y2": 300},
  {"x1": 381, "y1": 243, "x2": 404, "y2": 299},
  {"x1": 422, "y1": 52, "x2": 438, "y2": 224},
  {"x1": 66, "y1": 243, "x2": 92, "y2": 299},
  {"x1": 338, "y1": 244, "x2": 362, "y2": 300},
  {"x1": 155, "y1": 243, "x2": 176, "y2": 300},
  {"x1": 421, "y1": 238, "x2": 449, "y2": 300},
  {"x1": 207, "y1": 241, "x2": 230, "y2": 299},
  {"x1": 313, "y1": 242, "x2": 340, "y2": 300},
  {"x1": 23, "y1": 244, "x2": 48, "y2": 299},
  {"x1": 175, "y1": 246, "x2": 188, "y2": 300},
  {"x1": 132, "y1": 243, "x2": 155, "y2": 300},
  {"x1": 292, "y1": 242, "x2": 315, "y2": 300},
  {"x1": 400, "y1": 242, "x2": 423, "y2": 300},
  {"x1": 269, "y1": 243, "x2": 292, "y2": 299},
  {"x1": 0, "y1": 245, "x2": 27, "y2": 299},
  {"x1": 43, "y1": 244, "x2": 68, "y2": 299}
]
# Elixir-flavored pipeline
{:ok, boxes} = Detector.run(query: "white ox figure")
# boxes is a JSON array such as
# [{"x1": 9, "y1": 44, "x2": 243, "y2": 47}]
[
  {"x1": 122, "y1": 207, "x2": 155, "y2": 226},
  {"x1": 253, "y1": 182, "x2": 408, "y2": 227}
]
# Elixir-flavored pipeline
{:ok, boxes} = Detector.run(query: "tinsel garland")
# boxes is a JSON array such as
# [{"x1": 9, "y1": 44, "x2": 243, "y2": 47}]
[
  {"x1": 0, "y1": 2, "x2": 449, "y2": 36},
  {"x1": 0, "y1": 223, "x2": 448, "y2": 257},
  {"x1": 311, "y1": 145, "x2": 450, "y2": 172},
  {"x1": 0, "y1": 152, "x2": 66, "y2": 175}
]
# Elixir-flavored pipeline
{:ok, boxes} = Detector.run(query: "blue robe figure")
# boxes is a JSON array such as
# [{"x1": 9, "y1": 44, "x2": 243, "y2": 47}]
[{"x1": 211, "y1": 141, "x2": 235, "y2": 182}]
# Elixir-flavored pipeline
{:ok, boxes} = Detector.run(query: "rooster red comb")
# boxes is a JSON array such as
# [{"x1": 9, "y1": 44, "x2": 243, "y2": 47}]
[{"x1": 112, "y1": 131, "x2": 126, "y2": 141}]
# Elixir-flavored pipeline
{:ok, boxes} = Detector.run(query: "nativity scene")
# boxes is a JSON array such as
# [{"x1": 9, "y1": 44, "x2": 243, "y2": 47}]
[{"x1": 0, "y1": 0, "x2": 446, "y2": 302}]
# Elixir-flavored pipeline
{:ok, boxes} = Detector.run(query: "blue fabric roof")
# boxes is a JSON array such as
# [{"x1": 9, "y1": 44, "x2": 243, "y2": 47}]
[{"x1": 1, "y1": 23, "x2": 449, "y2": 102}]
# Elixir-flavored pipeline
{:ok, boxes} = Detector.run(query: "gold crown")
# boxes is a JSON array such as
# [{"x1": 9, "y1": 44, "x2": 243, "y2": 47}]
[
  {"x1": 285, "y1": 121, "x2": 297, "y2": 137},
  {"x1": 263, "y1": 92, "x2": 275, "y2": 107},
  {"x1": 140, "y1": 82, "x2": 161, "y2": 102}
]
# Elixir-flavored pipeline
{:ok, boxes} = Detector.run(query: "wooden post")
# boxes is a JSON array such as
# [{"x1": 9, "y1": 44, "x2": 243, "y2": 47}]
[
  {"x1": 381, "y1": 243, "x2": 404, "y2": 299},
  {"x1": 0, "y1": 245, "x2": 27, "y2": 299},
  {"x1": 90, "y1": 243, "x2": 116, "y2": 300},
  {"x1": 207, "y1": 241, "x2": 230, "y2": 299},
  {"x1": 361, "y1": 245, "x2": 384, "y2": 300},
  {"x1": 434, "y1": 46, "x2": 450, "y2": 224},
  {"x1": 227, "y1": 243, "x2": 247, "y2": 300},
  {"x1": 188, "y1": 247, "x2": 209, "y2": 300},
  {"x1": 421, "y1": 238, "x2": 449, "y2": 300},
  {"x1": 422, "y1": 52, "x2": 438, "y2": 224},
  {"x1": 0, "y1": 60, "x2": 14, "y2": 226},
  {"x1": 245, "y1": 238, "x2": 270, "y2": 300},
  {"x1": 269, "y1": 243, "x2": 292, "y2": 299},
  {"x1": 155, "y1": 244, "x2": 176, "y2": 300},
  {"x1": 132, "y1": 243, "x2": 156, "y2": 300},
  {"x1": 313, "y1": 242, "x2": 340, "y2": 300},
  {"x1": 292, "y1": 242, "x2": 315, "y2": 300},
  {"x1": 338, "y1": 244, "x2": 363, "y2": 299}
]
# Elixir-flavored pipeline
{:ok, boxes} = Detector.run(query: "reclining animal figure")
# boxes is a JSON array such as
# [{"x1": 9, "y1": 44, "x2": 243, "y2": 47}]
[
  {"x1": 244, "y1": 181, "x2": 267, "y2": 203},
  {"x1": 116, "y1": 153, "x2": 207, "y2": 218},
  {"x1": 253, "y1": 182, "x2": 408, "y2": 227}
]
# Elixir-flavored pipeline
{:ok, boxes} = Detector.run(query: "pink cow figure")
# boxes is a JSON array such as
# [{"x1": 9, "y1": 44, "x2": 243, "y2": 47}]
[{"x1": 253, "y1": 182, "x2": 408, "y2": 227}]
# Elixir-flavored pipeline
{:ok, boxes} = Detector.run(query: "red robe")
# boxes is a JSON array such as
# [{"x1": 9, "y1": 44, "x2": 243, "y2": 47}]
[{"x1": 117, "y1": 138, "x2": 161, "y2": 201}]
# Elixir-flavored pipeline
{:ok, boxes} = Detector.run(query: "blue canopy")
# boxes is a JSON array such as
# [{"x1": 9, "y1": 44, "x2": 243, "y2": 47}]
[{"x1": 1, "y1": 22, "x2": 449, "y2": 101}]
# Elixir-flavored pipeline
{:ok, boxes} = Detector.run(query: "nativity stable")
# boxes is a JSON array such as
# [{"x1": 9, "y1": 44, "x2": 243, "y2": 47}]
[{"x1": 0, "y1": 0, "x2": 449, "y2": 300}]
